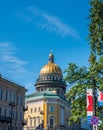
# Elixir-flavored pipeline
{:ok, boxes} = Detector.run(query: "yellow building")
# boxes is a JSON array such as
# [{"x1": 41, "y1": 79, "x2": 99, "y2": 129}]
[
  {"x1": 24, "y1": 53, "x2": 71, "y2": 130},
  {"x1": 0, "y1": 74, "x2": 27, "y2": 130}
]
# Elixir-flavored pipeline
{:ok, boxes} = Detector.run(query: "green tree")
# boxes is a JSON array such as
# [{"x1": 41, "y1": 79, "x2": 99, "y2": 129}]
[
  {"x1": 64, "y1": 0, "x2": 103, "y2": 128},
  {"x1": 64, "y1": 64, "x2": 89, "y2": 124},
  {"x1": 88, "y1": 0, "x2": 103, "y2": 91},
  {"x1": 88, "y1": 0, "x2": 103, "y2": 129}
]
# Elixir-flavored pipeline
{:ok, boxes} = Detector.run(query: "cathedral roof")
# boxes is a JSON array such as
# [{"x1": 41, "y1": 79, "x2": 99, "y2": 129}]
[{"x1": 25, "y1": 91, "x2": 69, "y2": 103}]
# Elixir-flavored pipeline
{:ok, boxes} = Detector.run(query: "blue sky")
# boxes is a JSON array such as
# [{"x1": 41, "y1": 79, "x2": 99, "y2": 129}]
[{"x1": 0, "y1": 0, "x2": 90, "y2": 94}]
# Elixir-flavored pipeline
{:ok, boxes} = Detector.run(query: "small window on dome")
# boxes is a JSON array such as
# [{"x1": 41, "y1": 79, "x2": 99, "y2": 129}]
[
  {"x1": 58, "y1": 77, "x2": 61, "y2": 81},
  {"x1": 37, "y1": 89, "x2": 39, "y2": 92},
  {"x1": 48, "y1": 76, "x2": 50, "y2": 80},
  {"x1": 45, "y1": 76, "x2": 47, "y2": 80},
  {"x1": 57, "y1": 89, "x2": 59, "y2": 94}
]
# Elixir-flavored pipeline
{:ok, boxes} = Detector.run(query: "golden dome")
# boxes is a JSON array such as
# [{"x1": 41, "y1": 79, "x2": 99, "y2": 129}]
[
  {"x1": 40, "y1": 62, "x2": 62, "y2": 75},
  {"x1": 40, "y1": 53, "x2": 62, "y2": 75}
]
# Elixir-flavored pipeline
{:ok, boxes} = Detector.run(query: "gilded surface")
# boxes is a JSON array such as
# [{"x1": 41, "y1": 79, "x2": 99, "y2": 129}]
[{"x1": 40, "y1": 62, "x2": 62, "y2": 75}]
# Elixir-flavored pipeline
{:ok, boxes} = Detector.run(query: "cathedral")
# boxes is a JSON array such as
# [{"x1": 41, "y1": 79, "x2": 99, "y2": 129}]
[{"x1": 24, "y1": 53, "x2": 71, "y2": 130}]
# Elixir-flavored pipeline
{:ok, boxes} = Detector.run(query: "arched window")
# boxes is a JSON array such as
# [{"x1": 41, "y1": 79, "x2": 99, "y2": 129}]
[
  {"x1": 49, "y1": 116, "x2": 54, "y2": 128},
  {"x1": 45, "y1": 76, "x2": 47, "y2": 80},
  {"x1": 30, "y1": 119, "x2": 32, "y2": 127},
  {"x1": 38, "y1": 118, "x2": 40, "y2": 125},
  {"x1": 34, "y1": 119, "x2": 36, "y2": 127}
]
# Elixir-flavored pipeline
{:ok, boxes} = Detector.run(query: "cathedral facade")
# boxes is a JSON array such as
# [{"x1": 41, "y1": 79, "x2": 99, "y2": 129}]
[{"x1": 24, "y1": 53, "x2": 71, "y2": 130}]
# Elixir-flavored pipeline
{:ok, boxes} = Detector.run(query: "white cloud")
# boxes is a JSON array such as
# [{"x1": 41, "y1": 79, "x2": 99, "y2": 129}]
[
  {"x1": 0, "y1": 42, "x2": 38, "y2": 94},
  {"x1": 0, "y1": 42, "x2": 27, "y2": 74},
  {"x1": 19, "y1": 6, "x2": 79, "y2": 38}
]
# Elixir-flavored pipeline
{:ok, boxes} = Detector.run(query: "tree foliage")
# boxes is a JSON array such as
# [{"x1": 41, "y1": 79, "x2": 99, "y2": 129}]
[
  {"x1": 64, "y1": 64, "x2": 88, "y2": 124},
  {"x1": 88, "y1": 0, "x2": 103, "y2": 91},
  {"x1": 64, "y1": 0, "x2": 103, "y2": 127}
]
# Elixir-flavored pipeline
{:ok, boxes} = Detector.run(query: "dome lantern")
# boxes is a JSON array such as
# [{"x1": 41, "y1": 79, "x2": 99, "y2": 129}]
[{"x1": 49, "y1": 52, "x2": 54, "y2": 63}]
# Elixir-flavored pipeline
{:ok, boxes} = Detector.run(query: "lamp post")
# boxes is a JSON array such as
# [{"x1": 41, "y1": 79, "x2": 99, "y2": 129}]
[
  {"x1": 92, "y1": 76, "x2": 98, "y2": 130},
  {"x1": 92, "y1": 77, "x2": 96, "y2": 117}
]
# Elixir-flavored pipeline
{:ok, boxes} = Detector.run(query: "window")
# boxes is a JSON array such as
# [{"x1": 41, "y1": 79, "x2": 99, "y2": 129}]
[
  {"x1": 5, "y1": 91, "x2": 8, "y2": 101},
  {"x1": 0, "y1": 108, "x2": 1, "y2": 117},
  {"x1": 20, "y1": 97, "x2": 23, "y2": 105},
  {"x1": 16, "y1": 126, "x2": 18, "y2": 130},
  {"x1": 9, "y1": 110, "x2": 11, "y2": 117},
  {"x1": 49, "y1": 106, "x2": 54, "y2": 112},
  {"x1": 12, "y1": 111, "x2": 15, "y2": 120},
  {"x1": 48, "y1": 76, "x2": 50, "y2": 80},
  {"x1": 38, "y1": 107, "x2": 40, "y2": 112},
  {"x1": 16, "y1": 112, "x2": 18, "y2": 120},
  {"x1": 26, "y1": 118, "x2": 28, "y2": 125},
  {"x1": 4, "y1": 125, "x2": 6, "y2": 130},
  {"x1": 30, "y1": 119, "x2": 32, "y2": 127},
  {"x1": 50, "y1": 117, "x2": 54, "y2": 127},
  {"x1": 0, "y1": 89, "x2": 3, "y2": 100},
  {"x1": 31, "y1": 108, "x2": 33, "y2": 113},
  {"x1": 34, "y1": 119, "x2": 36, "y2": 127},
  {"x1": 12, "y1": 126, "x2": 14, "y2": 130},
  {"x1": 17, "y1": 95, "x2": 20, "y2": 105},
  {"x1": 4, "y1": 109, "x2": 7, "y2": 117},
  {"x1": 45, "y1": 76, "x2": 47, "y2": 80},
  {"x1": 38, "y1": 118, "x2": 40, "y2": 125},
  {"x1": 19, "y1": 126, "x2": 22, "y2": 130},
  {"x1": 13, "y1": 93, "x2": 16, "y2": 103},
  {"x1": 57, "y1": 89, "x2": 59, "y2": 94},
  {"x1": 8, "y1": 125, "x2": 10, "y2": 130},
  {"x1": 34, "y1": 108, "x2": 36, "y2": 112},
  {"x1": 10, "y1": 92, "x2": 12, "y2": 102},
  {"x1": 20, "y1": 112, "x2": 22, "y2": 121}
]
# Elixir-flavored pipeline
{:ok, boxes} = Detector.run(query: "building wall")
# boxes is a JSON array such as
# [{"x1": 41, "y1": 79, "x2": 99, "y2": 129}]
[
  {"x1": 0, "y1": 75, "x2": 26, "y2": 130},
  {"x1": 24, "y1": 100, "x2": 44, "y2": 130},
  {"x1": 24, "y1": 96, "x2": 71, "y2": 130},
  {"x1": 46, "y1": 98, "x2": 71, "y2": 130}
]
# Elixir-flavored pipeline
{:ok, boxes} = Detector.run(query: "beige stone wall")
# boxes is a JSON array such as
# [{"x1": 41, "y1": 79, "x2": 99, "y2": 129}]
[
  {"x1": 24, "y1": 100, "x2": 44, "y2": 129},
  {"x1": 46, "y1": 99, "x2": 70, "y2": 130},
  {"x1": 24, "y1": 97, "x2": 71, "y2": 130},
  {"x1": 0, "y1": 76, "x2": 26, "y2": 130}
]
